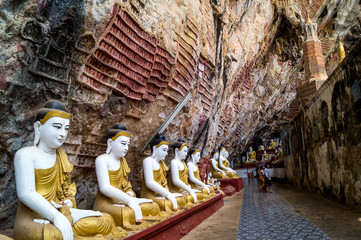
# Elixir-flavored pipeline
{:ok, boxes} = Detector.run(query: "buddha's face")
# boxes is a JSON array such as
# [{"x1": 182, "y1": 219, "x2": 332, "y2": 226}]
[
  {"x1": 192, "y1": 152, "x2": 201, "y2": 164},
  {"x1": 154, "y1": 144, "x2": 168, "y2": 160},
  {"x1": 213, "y1": 152, "x2": 219, "y2": 159},
  {"x1": 177, "y1": 146, "x2": 188, "y2": 160},
  {"x1": 39, "y1": 116, "x2": 70, "y2": 149},
  {"x1": 111, "y1": 135, "x2": 130, "y2": 158}
]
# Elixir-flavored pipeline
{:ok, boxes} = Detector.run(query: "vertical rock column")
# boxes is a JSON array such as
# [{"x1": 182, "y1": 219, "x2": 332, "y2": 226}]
[{"x1": 296, "y1": 15, "x2": 328, "y2": 105}]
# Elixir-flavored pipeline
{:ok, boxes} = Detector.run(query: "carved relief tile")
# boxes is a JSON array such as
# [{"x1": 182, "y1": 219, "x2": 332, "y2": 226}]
[{"x1": 78, "y1": 4, "x2": 175, "y2": 102}]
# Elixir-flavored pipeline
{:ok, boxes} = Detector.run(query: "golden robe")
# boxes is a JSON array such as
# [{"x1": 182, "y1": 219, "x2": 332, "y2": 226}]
[
  {"x1": 93, "y1": 157, "x2": 165, "y2": 230},
  {"x1": 189, "y1": 165, "x2": 216, "y2": 197},
  {"x1": 168, "y1": 161, "x2": 204, "y2": 203},
  {"x1": 210, "y1": 161, "x2": 226, "y2": 179},
  {"x1": 222, "y1": 160, "x2": 238, "y2": 178},
  {"x1": 13, "y1": 148, "x2": 126, "y2": 240},
  {"x1": 140, "y1": 160, "x2": 186, "y2": 212}
]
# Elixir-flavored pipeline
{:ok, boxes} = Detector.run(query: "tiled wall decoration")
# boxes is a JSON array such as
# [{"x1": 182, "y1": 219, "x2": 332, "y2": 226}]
[
  {"x1": 79, "y1": 4, "x2": 175, "y2": 101},
  {"x1": 164, "y1": 17, "x2": 200, "y2": 102},
  {"x1": 196, "y1": 56, "x2": 214, "y2": 115}
]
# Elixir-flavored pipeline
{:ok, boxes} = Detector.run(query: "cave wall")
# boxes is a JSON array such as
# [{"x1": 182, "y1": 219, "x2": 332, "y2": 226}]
[{"x1": 282, "y1": 39, "x2": 361, "y2": 208}]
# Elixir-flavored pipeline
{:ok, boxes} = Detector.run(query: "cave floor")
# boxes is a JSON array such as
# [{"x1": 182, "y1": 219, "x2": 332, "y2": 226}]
[{"x1": 182, "y1": 178, "x2": 361, "y2": 240}]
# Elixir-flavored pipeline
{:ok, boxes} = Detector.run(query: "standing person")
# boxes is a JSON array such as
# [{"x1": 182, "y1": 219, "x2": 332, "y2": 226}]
[
  {"x1": 264, "y1": 164, "x2": 272, "y2": 193},
  {"x1": 258, "y1": 167, "x2": 265, "y2": 192}
]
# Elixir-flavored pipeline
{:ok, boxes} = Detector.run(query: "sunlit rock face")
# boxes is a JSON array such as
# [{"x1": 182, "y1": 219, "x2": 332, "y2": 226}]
[{"x1": 1, "y1": 0, "x2": 361, "y2": 232}]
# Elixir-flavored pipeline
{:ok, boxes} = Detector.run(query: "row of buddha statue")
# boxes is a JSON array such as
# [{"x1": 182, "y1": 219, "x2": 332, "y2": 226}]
[
  {"x1": 245, "y1": 139, "x2": 283, "y2": 164},
  {"x1": 13, "y1": 100, "x2": 238, "y2": 240}
]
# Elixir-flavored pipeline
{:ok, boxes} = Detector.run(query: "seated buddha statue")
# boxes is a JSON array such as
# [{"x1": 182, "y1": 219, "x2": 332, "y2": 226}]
[
  {"x1": 267, "y1": 139, "x2": 276, "y2": 150},
  {"x1": 272, "y1": 145, "x2": 284, "y2": 165},
  {"x1": 187, "y1": 147, "x2": 216, "y2": 197},
  {"x1": 140, "y1": 134, "x2": 186, "y2": 213},
  {"x1": 246, "y1": 146, "x2": 256, "y2": 163},
  {"x1": 210, "y1": 150, "x2": 226, "y2": 179},
  {"x1": 218, "y1": 147, "x2": 238, "y2": 178},
  {"x1": 13, "y1": 100, "x2": 126, "y2": 240},
  {"x1": 93, "y1": 124, "x2": 168, "y2": 231},
  {"x1": 168, "y1": 140, "x2": 203, "y2": 204}
]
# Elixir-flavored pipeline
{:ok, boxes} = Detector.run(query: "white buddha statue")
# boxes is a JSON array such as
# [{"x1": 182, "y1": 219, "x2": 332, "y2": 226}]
[
  {"x1": 210, "y1": 151, "x2": 226, "y2": 178},
  {"x1": 268, "y1": 139, "x2": 276, "y2": 149},
  {"x1": 13, "y1": 100, "x2": 125, "y2": 240},
  {"x1": 140, "y1": 134, "x2": 186, "y2": 213},
  {"x1": 246, "y1": 146, "x2": 256, "y2": 163},
  {"x1": 218, "y1": 147, "x2": 238, "y2": 178},
  {"x1": 187, "y1": 147, "x2": 216, "y2": 197},
  {"x1": 94, "y1": 124, "x2": 168, "y2": 231},
  {"x1": 168, "y1": 140, "x2": 203, "y2": 204}
]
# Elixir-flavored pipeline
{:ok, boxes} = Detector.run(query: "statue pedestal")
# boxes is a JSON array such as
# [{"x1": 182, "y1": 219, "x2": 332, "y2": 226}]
[
  {"x1": 219, "y1": 178, "x2": 243, "y2": 196},
  {"x1": 124, "y1": 194, "x2": 224, "y2": 240}
]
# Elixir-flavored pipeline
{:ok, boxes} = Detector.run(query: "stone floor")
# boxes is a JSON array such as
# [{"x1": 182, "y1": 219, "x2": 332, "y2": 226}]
[
  {"x1": 183, "y1": 178, "x2": 361, "y2": 240},
  {"x1": 237, "y1": 179, "x2": 330, "y2": 240}
]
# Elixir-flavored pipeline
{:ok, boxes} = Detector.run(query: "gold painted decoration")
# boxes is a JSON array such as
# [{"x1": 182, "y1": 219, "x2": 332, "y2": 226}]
[
  {"x1": 40, "y1": 110, "x2": 71, "y2": 125},
  {"x1": 192, "y1": 149, "x2": 200, "y2": 155},
  {"x1": 156, "y1": 141, "x2": 169, "y2": 148},
  {"x1": 112, "y1": 131, "x2": 131, "y2": 141},
  {"x1": 178, "y1": 143, "x2": 188, "y2": 151}
]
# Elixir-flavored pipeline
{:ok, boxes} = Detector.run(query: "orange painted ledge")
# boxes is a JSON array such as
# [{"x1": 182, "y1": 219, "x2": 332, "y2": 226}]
[{"x1": 124, "y1": 194, "x2": 224, "y2": 240}]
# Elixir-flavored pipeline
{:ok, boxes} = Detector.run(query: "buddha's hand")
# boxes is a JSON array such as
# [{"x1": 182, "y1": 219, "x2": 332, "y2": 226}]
[
  {"x1": 204, "y1": 185, "x2": 210, "y2": 193},
  {"x1": 136, "y1": 198, "x2": 153, "y2": 204},
  {"x1": 51, "y1": 200, "x2": 73, "y2": 209},
  {"x1": 127, "y1": 199, "x2": 143, "y2": 222},
  {"x1": 166, "y1": 193, "x2": 178, "y2": 210},
  {"x1": 190, "y1": 190, "x2": 197, "y2": 203},
  {"x1": 193, "y1": 189, "x2": 201, "y2": 193},
  {"x1": 53, "y1": 213, "x2": 73, "y2": 240}
]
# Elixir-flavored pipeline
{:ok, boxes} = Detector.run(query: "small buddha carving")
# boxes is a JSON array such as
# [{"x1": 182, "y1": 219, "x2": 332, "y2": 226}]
[
  {"x1": 93, "y1": 124, "x2": 168, "y2": 231},
  {"x1": 13, "y1": 100, "x2": 126, "y2": 240},
  {"x1": 168, "y1": 140, "x2": 203, "y2": 204},
  {"x1": 187, "y1": 147, "x2": 216, "y2": 197},
  {"x1": 210, "y1": 150, "x2": 226, "y2": 179},
  {"x1": 218, "y1": 147, "x2": 238, "y2": 178},
  {"x1": 140, "y1": 134, "x2": 185, "y2": 212}
]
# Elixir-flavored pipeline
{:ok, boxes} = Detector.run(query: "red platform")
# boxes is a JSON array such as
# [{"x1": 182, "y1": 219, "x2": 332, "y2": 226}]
[
  {"x1": 124, "y1": 194, "x2": 224, "y2": 240},
  {"x1": 219, "y1": 178, "x2": 243, "y2": 196}
]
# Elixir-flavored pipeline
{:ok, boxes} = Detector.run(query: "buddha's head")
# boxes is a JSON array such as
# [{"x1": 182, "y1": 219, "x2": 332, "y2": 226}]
[
  {"x1": 34, "y1": 100, "x2": 71, "y2": 149},
  {"x1": 219, "y1": 147, "x2": 226, "y2": 157},
  {"x1": 150, "y1": 134, "x2": 169, "y2": 161},
  {"x1": 106, "y1": 123, "x2": 130, "y2": 158},
  {"x1": 173, "y1": 139, "x2": 188, "y2": 161},
  {"x1": 187, "y1": 147, "x2": 201, "y2": 164},
  {"x1": 249, "y1": 146, "x2": 253, "y2": 151},
  {"x1": 211, "y1": 150, "x2": 219, "y2": 160}
]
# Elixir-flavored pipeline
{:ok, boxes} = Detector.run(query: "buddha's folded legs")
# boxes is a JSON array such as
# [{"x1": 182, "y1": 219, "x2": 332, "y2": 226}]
[
  {"x1": 14, "y1": 203, "x2": 63, "y2": 240},
  {"x1": 152, "y1": 198, "x2": 175, "y2": 212},
  {"x1": 73, "y1": 212, "x2": 126, "y2": 238},
  {"x1": 212, "y1": 172, "x2": 225, "y2": 179},
  {"x1": 14, "y1": 203, "x2": 126, "y2": 240}
]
